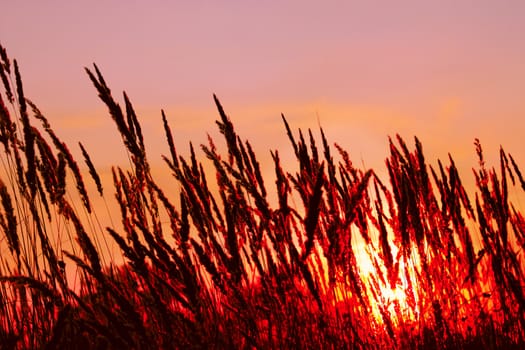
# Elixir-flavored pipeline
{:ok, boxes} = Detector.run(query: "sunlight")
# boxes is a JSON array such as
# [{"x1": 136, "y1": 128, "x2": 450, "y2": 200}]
[{"x1": 356, "y1": 244, "x2": 420, "y2": 326}]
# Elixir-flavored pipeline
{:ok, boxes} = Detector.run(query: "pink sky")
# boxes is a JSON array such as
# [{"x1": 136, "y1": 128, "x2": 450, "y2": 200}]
[{"x1": 2, "y1": 1, "x2": 525, "y2": 194}]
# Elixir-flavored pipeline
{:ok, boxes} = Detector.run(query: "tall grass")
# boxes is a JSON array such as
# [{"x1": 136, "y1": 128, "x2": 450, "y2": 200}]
[{"x1": 0, "y1": 44, "x2": 523, "y2": 349}]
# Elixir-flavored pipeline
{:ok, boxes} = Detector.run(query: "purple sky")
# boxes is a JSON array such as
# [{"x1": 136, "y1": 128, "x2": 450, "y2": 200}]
[{"x1": 2, "y1": 1, "x2": 525, "y2": 191}]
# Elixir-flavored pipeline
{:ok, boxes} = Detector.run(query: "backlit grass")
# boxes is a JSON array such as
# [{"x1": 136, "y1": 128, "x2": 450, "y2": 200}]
[{"x1": 0, "y1": 44, "x2": 523, "y2": 349}]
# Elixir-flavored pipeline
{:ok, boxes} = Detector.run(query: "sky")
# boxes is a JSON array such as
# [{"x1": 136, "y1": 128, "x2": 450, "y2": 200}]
[{"x1": 1, "y1": 1, "x2": 525, "y2": 200}]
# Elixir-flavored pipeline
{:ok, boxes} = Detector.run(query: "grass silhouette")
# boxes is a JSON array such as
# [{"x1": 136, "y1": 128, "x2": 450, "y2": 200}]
[{"x1": 0, "y1": 44, "x2": 524, "y2": 349}]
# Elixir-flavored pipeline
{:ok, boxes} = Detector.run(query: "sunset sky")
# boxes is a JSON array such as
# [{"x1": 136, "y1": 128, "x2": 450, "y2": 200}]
[{"x1": 2, "y1": 1, "x2": 525, "y2": 196}]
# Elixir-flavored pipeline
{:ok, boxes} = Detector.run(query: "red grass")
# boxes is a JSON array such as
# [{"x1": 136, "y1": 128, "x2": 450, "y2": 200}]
[{"x1": 0, "y1": 44, "x2": 523, "y2": 349}]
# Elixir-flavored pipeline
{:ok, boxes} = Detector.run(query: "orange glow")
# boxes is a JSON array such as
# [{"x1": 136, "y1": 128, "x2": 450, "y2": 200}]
[{"x1": 2, "y1": 2, "x2": 525, "y2": 347}]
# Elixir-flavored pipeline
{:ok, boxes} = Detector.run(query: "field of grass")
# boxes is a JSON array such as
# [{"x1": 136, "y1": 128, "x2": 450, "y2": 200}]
[{"x1": 0, "y1": 45, "x2": 524, "y2": 349}]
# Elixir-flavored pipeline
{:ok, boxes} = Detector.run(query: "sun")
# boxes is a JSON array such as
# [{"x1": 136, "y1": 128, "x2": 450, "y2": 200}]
[{"x1": 356, "y1": 246, "x2": 421, "y2": 326}]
